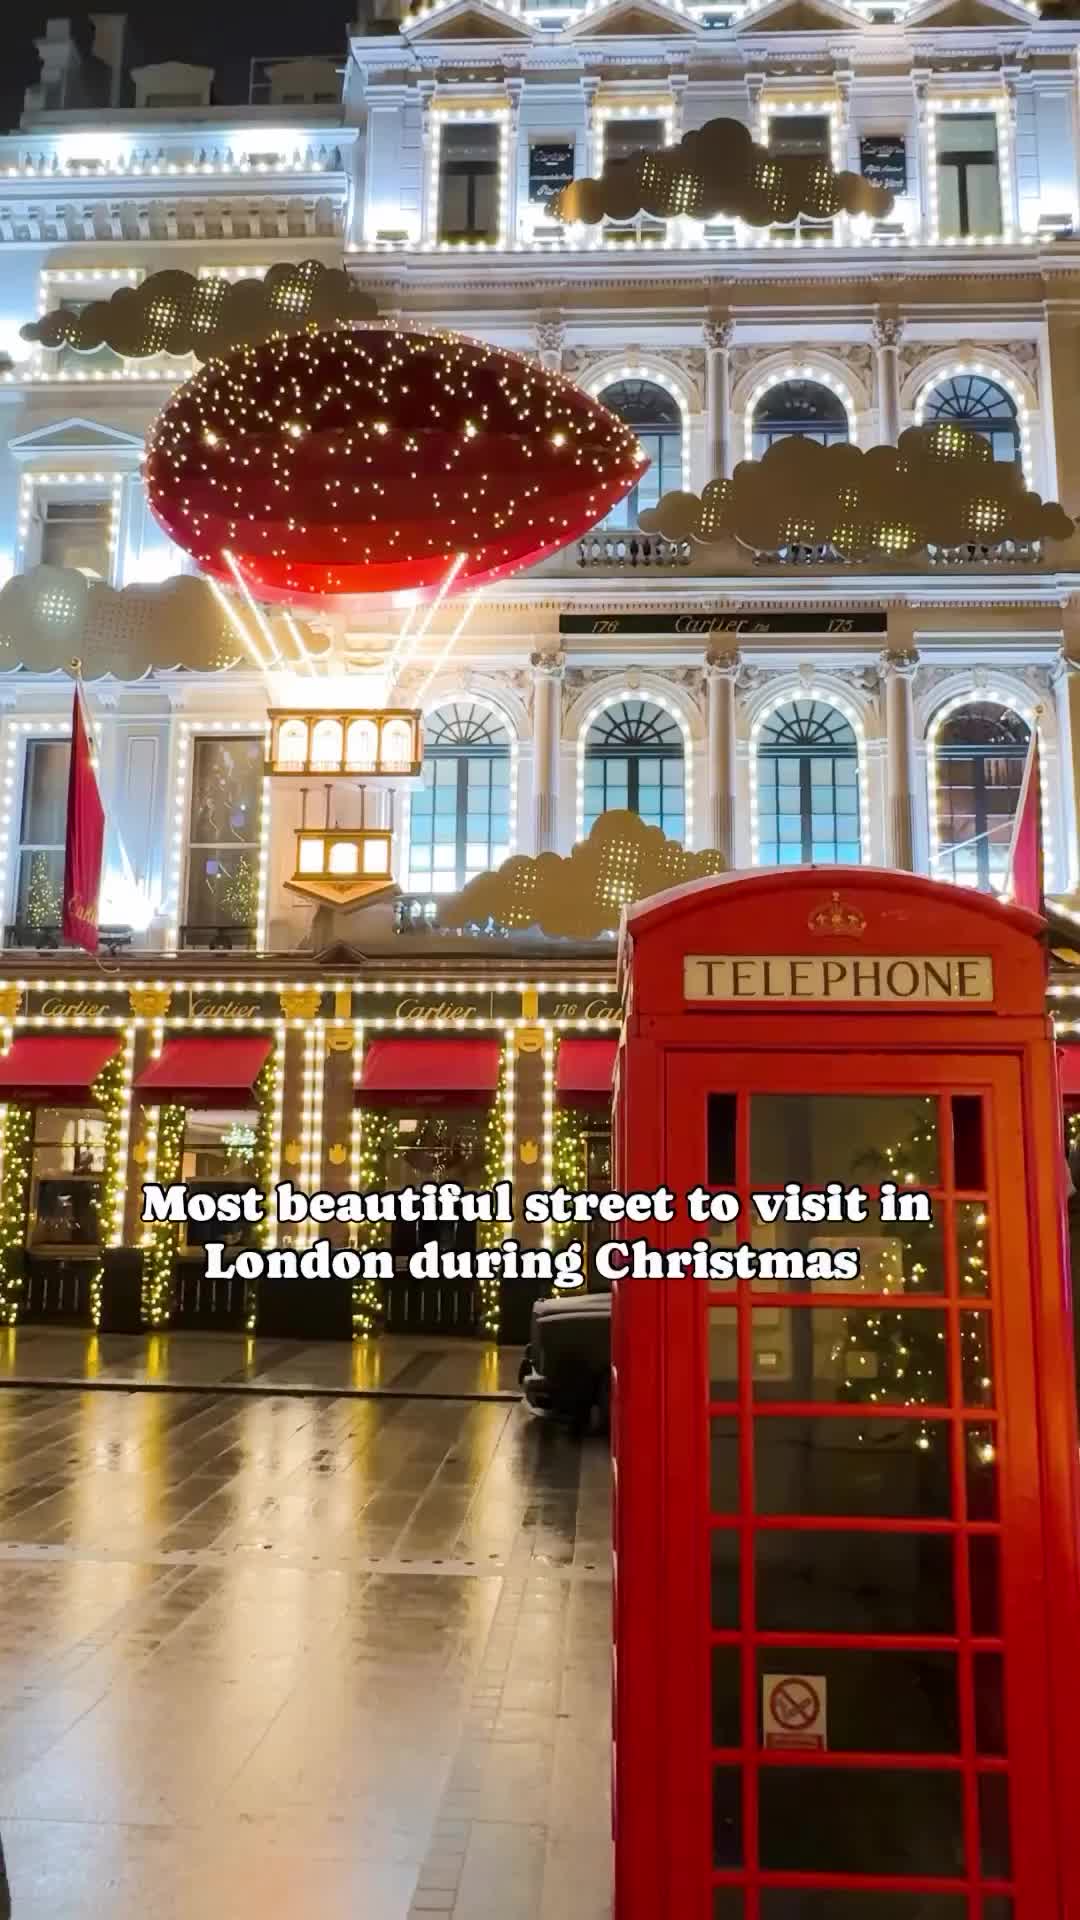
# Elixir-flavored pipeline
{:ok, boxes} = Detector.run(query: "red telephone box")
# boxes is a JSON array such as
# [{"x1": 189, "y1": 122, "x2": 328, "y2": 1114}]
[{"x1": 612, "y1": 867, "x2": 1080, "y2": 1920}]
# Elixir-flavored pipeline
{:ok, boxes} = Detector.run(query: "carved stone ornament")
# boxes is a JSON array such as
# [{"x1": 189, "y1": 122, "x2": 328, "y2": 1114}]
[
  {"x1": 705, "y1": 648, "x2": 741, "y2": 679},
  {"x1": 882, "y1": 647, "x2": 919, "y2": 677},
  {"x1": 871, "y1": 317, "x2": 905, "y2": 351},
  {"x1": 328, "y1": 1143, "x2": 348, "y2": 1164},
  {"x1": 535, "y1": 315, "x2": 566, "y2": 356},
  {"x1": 808, "y1": 891, "x2": 867, "y2": 939},
  {"x1": 705, "y1": 318, "x2": 735, "y2": 353},
  {"x1": 129, "y1": 985, "x2": 172, "y2": 1019},
  {"x1": 530, "y1": 649, "x2": 566, "y2": 678}
]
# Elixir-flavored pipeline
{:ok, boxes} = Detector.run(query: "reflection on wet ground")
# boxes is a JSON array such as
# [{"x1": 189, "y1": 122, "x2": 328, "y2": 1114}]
[
  {"x1": 0, "y1": 1382, "x2": 611, "y2": 1919},
  {"x1": 0, "y1": 1329, "x2": 523, "y2": 1398}
]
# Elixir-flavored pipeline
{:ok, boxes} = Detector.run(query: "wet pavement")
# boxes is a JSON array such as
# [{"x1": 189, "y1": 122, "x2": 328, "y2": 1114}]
[
  {"x1": 0, "y1": 1381, "x2": 612, "y2": 1919},
  {"x1": 0, "y1": 1328, "x2": 524, "y2": 1398}
]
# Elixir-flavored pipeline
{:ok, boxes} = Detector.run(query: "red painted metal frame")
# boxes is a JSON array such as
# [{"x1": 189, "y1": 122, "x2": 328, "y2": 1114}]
[{"x1": 612, "y1": 868, "x2": 1080, "y2": 1920}]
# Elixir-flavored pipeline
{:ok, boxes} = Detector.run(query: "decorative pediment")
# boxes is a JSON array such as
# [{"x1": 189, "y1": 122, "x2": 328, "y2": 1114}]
[
  {"x1": 733, "y1": 0, "x2": 865, "y2": 30},
  {"x1": 403, "y1": 0, "x2": 536, "y2": 40},
  {"x1": 566, "y1": 0, "x2": 698, "y2": 33},
  {"x1": 7, "y1": 417, "x2": 145, "y2": 461},
  {"x1": 905, "y1": 0, "x2": 1034, "y2": 24}
]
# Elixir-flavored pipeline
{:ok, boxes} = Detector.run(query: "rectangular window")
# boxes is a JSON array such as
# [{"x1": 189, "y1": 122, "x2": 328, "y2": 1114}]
[
  {"x1": 767, "y1": 113, "x2": 831, "y2": 159},
  {"x1": 604, "y1": 117, "x2": 664, "y2": 166},
  {"x1": 14, "y1": 738, "x2": 69, "y2": 938},
  {"x1": 937, "y1": 113, "x2": 1002, "y2": 238},
  {"x1": 52, "y1": 302, "x2": 124, "y2": 376},
  {"x1": 438, "y1": 124, "x2": 499, "y2": 243},
  {"x1": 30, "y1": 1108, "x2": 107, "y2": 1247},
  {"x1": 184, "y1": 736, "x2": 263, "y2": 938},
  {"x1": 39, "y1": 499, "x2": 112, "y2": 578},
  {"x1": 180, "y1": 1107, "x2": 260, "y2": 1251}
]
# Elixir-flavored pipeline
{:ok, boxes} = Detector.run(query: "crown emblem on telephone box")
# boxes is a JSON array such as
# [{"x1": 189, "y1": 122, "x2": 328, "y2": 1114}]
[{"x1": 808, "y1": 890, "x2": 867, "y2": 938}]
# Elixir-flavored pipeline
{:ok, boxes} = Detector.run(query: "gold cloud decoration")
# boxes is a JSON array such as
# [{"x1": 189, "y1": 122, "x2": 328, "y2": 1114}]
[
  {"x1": 640, "y1": 425, "x2": 1075, "y2": 560},
  {"x1": 20, "y1": 260, "x2": 378, "y2": 365},
  {"x1": 555, "y1": 117, "x2": 893, "y2": 227},
  {"x1": 439, "y1": 811, "x2": 727, "y2": 939}
]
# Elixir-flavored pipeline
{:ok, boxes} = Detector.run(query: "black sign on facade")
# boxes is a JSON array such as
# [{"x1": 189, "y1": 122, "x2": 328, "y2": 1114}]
[
  {"x1": 558, "y1": 612, "x2": 888, "y2": 639},
  {"x1": 529, "y1": 142, "x2": 575, "y2": 207},
  {"x1": 860, "y1": 135, "x2": 908, "y2": 195}
]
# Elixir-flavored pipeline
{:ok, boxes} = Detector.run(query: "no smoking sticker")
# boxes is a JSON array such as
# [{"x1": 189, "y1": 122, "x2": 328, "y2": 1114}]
[{"x1": 763, "y1": 1673, "x2": 827, "y2": 1751}]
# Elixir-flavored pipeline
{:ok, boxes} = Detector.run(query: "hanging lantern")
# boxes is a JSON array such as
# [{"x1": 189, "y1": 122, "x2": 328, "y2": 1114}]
[
  {"x1": 144, "y1": 324, "x2": 646, "y2": 603},
  {"x1": 268, "y1": 707, "x2": 422, "y2": 779},
  {"x1": 287, "y1": 826, "x2": 394, "y2": 904}
]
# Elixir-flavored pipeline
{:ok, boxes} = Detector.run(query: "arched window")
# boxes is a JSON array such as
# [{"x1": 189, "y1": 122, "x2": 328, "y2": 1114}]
[
  {"x1": 407, "y1": 702, "x2": 511, "y2": 894},
  {"x1": 597, "y1": 380, "x2": 682, "y2": 529},
  {"x1": 933, "y1": 700, "x2": 1031, "y2": 892},
  {"x1": 758, "y1": 699, "x2": 861, "y2": 866},
  {"x1": 922, "y1": 374, "x2": 1020, "y2": 465},
  {"x1": 584, "y1": 699, "x2": 684, "y2": 839},
  {"x1": 752, "y1": 380, "x2": 850, "y2": 459}
]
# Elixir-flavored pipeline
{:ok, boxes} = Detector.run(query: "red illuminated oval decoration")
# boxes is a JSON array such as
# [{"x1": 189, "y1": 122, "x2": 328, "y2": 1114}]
[{"x1": 145, "y1": 325, "x2": 645, "y2": 602}]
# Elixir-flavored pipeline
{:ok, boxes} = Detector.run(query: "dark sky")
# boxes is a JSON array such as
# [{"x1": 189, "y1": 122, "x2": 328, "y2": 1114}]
[{"x1": 2, "y1": 3, "x2": 358, "y2": 133}]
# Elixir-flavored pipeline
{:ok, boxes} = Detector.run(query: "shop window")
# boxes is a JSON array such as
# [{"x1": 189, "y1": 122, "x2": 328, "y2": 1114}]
[
  {"x1": 937, "y1": 114, "x2": 1002, "y2": 238},
  {"x1": 922, "y1": 375, "x2": 1020, "y2": 466},
  {"x1": 184, "y1": 735, "x2": 263, "y2": 937},
  {"x1": 752, "y1": 381, "x2": 850, "y2": 458},
  {"x1": 406, "y1": 703, "x2": 510, "y2": 894},
  {"x1": 40, "y1": 498, "x2": 112, "y2": 578},
  {"x1": 180, "y1": 1107, "x2": 260, "y2": 1251},
  {"x1": 14, "y1": 738, "x2": 70, "y2": 937},
  {"x1": 30, "y1": 1108, "x2": 107, "y2": 1246},
  {"x1": 758, "y1": 700, "x2": 861, "y2": 866},
  {"x1": 598, "y1": 379, "x2": 682, "y2": 528},
  {"x1": 584, "y1": 698, "x2": 685, "y2": 841},
  {"x1": 438, "y1": 124, "x2": 499, "y2": 243},
  {"x1": 529, "y1": 141, "x2": 574, "y2": 209},
  {"x1": 379, "y1": 1112, "x2": 488, "y2": 1269},
  {"x1": 933, "y1": 700, "x2": 1030, "y2": 893}
]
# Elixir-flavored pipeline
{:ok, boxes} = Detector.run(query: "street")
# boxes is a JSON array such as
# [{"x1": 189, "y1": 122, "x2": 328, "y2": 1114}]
[{"x1": 0, "y1": 1347, "x2": 611, "y2": 1919}]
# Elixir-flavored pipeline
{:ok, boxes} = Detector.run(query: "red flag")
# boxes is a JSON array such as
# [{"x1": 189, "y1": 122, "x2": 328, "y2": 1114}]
[
  {"x1": 1004, "y1": 724, "x2": 1043, "y2": 913},
  {"x1": 62, "y1": 686, "x2": 105, "y2": 953}
]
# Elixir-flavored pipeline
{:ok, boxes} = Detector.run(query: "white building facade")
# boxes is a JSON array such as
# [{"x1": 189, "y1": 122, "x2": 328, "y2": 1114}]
[{"x1": 2, "y1": 5, "x2": 1080, "y2": 952}]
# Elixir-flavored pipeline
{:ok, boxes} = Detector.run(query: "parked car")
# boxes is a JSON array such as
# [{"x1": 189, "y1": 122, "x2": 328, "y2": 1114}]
[{"x1": 519, "y1": 1289, "x2": 611, "y2": 1430}]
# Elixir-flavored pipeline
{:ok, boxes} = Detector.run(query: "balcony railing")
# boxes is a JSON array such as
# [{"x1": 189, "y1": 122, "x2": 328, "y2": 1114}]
[{"x1": 576, "y1": 531, "x2": 691, "y2": 569}]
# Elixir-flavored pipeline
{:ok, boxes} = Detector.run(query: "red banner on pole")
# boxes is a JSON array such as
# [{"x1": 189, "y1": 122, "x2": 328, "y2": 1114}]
[
  {"x1": 1005, "y1": 725, "x2": 1043, "y2": 916},
  {"x1": 62, "y1": 686, "x2": 105, "y2": 954}
]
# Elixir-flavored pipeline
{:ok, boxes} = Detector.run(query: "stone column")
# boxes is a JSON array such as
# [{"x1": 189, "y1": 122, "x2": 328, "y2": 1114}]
[
  {"x1": 705, "y1": 317, "x2": 735, "y2": 481},
  {"x1": 531, "y1": 650, "x2": 565, "y2": 854},
  {"x1": 882, "y1": 647, "x2": 919, "y2": 871},
  {"x1": 704, "y1": 649, "x2": 739, "y2": 862},
  {"x1": 536, "y1": 314, "x2": 565, "y2": 374},
  {"x1": 873, "y1": 316, "x2": 904, "y2": 445}
]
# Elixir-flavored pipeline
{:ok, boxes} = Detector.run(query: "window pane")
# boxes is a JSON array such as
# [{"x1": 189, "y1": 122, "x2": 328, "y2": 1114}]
[
  {"x1": 21, "y1": 739, "x2": 70, "y2": 846},
  {"x1": 751, "y1": 1093, "x2": 939, "y2": 1186},
  {"x1": 759, "y1": 1768, "x2": 964, "y2": 1876},
  {"x1": 40, "y1": 499, "x2": 111, "y2": 577},
  {"x1": 757, "y1": 1646, "x2": 959, "y2": 1752},
  {"x1": 754, "y1": 1417, "x2": 953, "y2": 1519},
  {"x1": 756, "y1": 1529, "x2": 955, "y2": 1635}
]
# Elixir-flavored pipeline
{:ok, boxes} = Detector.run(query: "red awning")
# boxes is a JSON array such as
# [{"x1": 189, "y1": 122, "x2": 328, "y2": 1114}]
[
  {"x1": 356, "y1": 1036, "x2": 501, "y2": 1108},
  {"x1": 556, "y1": 1036, "x2": 617, "y2": 1111},
  {"x1": 134, "y1": 1035, "x2": 272, "y2": 1108},
  {"x1": 0, "y1": 1033, "x2": 120, "y2": 1104}
]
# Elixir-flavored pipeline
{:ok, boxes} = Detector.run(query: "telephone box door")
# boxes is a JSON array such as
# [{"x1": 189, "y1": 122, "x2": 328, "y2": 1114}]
[{"x1": 649, "y1": 1050, "x2": 1059, "y2": 1919}]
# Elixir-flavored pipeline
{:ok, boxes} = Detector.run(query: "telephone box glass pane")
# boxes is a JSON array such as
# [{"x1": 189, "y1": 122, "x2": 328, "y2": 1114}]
[
  {"x1": 969, "y1": 1534, "x2": 1001, "y2": 1635},
  {"x1": 751, "y1": 1094, "x2": 939, "y2": 1186},
  {"x1": 746, "y1": 1212, "x2": 945, "y2": 1295},
  {"x1": 952, "y1": 1093, "x2": 986, "y2": 1189},
  {"x1": 759, "y1": 1767, "x2": 964, "y2": 1875},
  {"x1": 751, "y1": 1307, "x2": 950, "y2": 1404},
  {"x1": 710, "y1": 1529, "x2": 740, "y2": 1627},
  {"x1": 755, "y1": 1530, "x2": 955, "y2": 1634},
  {"x1": 957, "y1": 1201, "x2": 992, "y2": 1296},
  {"x1": 965, "y1": 1425, "x2": 999, "y2": 1520},
  {"x1": 711, "y1": 1418, "x2": 739, "y2": 1511},
  {"x1": 961, "y1": 1312, "x2": 995, "y2": 1406},
  {"x1": 760, "y1": 1897, "x2": 965, "y2": 1919},
  {"x1": 713, "y1": 1894, "x2": 744, "y2": 1919},
  {"x1": 707, "y1": 1308, "x2": 738, "y2": 1400},
  {"x1": 711, "y1": 1645, "x2": 741, "y2": 1747},
  {"x1": 755, "y1": 1646, "x2": 959, "y2": 1751},
  {"x1": 707, "y1": 1093, "x2": 737, "y2": 1186},
  {"x1": 754, "y1": 1417, "x2": 953, "y2": 1518},
  {"x1": 712, "y1": 1767, "x2": 742, "y2": 1867},
  {"x1": 979, "y1": 1772, "x2": 1012, "y2": 1878},
  {"x1": 974, "y1": 1651, "x2": 1006, "y2": 1754}
]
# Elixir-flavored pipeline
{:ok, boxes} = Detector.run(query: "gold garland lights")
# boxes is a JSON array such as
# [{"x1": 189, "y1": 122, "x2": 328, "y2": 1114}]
[{"x1": 0, "y1": 1105, "x2": 31, "y2": 1324}]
